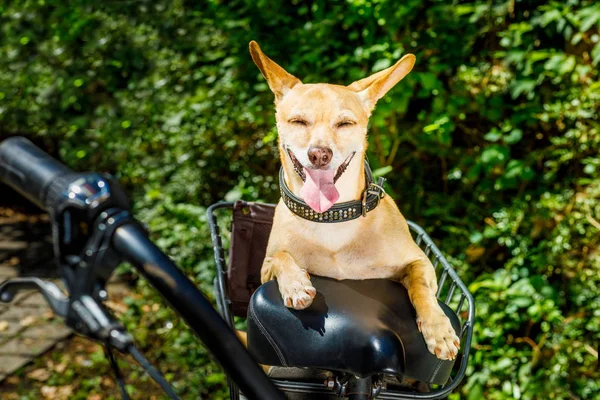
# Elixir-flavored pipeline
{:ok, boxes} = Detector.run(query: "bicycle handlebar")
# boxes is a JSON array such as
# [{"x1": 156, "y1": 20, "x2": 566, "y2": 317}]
[{"x1": 0, "y1": 137, "x2": 72, "y2": 210}]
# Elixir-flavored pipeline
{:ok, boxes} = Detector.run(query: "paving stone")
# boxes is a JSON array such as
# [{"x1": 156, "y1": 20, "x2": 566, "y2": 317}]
[
  {"x1": 0, "y1": 265, "x2": 18, "y2": 278},
  {"x1": 106, "y1": 282, "x2": 130, "y2": 296},
  {"x1": 0, "y1": 305, "x2": 48, "y2": 321},
  {"x1": 0, "y1": 355, "x2": 30, "y2": 374},
  {"x1": 0, "y1": 320, "x2": 25, "y2": 337},
  {"x1": 18, "y1": 292, "x2": 47, "y2": 307},
  {"x1": 21, "y1": 323, "x2": 72, "y2": 340},
  {"x1": 0, "y1": 337, "x2": 55, "y2": 356},
  {"x1": 10, "y1": 290, "x2": 36, "y2": 305},
  {"x1": 0, "y1": 240, "x2": 28, "y2": 251}
]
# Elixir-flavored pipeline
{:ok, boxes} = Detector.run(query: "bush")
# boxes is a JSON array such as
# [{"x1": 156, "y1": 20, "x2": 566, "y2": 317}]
[{"x1": 1, "y1": 1, "x2": 598, "y2": 399}]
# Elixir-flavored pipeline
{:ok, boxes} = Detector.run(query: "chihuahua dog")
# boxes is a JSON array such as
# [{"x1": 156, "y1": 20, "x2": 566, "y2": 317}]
[{"x1": 249, "y1": 41, "x2": 460, "y2": 360}]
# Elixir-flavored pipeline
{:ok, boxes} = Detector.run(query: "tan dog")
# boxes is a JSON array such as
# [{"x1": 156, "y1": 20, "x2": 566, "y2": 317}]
[{"x1": 249, "y1": 41, "x2": 460, "y2": 360}]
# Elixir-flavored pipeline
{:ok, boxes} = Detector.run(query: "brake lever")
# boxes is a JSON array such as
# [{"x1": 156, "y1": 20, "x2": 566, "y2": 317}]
[
  {"x1": 0, "y1": 277, "x2": 69, "y2": 317},
  {"x1": 0, "y1": 277, "x2": 133, "y2": 351}
]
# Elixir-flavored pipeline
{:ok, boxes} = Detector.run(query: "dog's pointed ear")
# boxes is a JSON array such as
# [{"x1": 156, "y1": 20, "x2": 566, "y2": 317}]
[
  {"x1": 249, "y1": 41, "x2": 301, "y2": 101},
  {"x1": 348, "y1": 54, "x2": 416, "y2": 111}
]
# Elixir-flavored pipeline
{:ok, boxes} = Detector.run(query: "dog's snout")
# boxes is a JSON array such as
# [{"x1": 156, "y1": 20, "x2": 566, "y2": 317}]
[{"x1": 307, "y1": 146, "x2": 333, "y2": 169}]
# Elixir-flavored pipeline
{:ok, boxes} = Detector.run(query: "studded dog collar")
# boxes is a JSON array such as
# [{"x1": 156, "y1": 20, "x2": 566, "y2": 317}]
[{"x1": 279, "y1": 160, "x2": 386, "y2": 223}]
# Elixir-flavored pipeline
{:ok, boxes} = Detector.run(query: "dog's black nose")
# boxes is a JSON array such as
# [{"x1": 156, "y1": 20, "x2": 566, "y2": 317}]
[{"x1": 307, "y1": 146, "x2": 333, "y2": 169}]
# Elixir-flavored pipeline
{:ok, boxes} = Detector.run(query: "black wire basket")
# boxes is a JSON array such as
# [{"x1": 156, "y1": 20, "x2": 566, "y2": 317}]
[{"x1": 208, "y1": 201, "x2": 475, "y2": 400}]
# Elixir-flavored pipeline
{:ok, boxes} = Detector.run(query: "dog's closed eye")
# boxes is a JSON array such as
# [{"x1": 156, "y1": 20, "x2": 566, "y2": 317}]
[
  {"x1": 336, "y1": 120, "x2": 356, "y2": 128},
  {"x1": 289, "y1": 119, "x2": 308, "y2": 126}
]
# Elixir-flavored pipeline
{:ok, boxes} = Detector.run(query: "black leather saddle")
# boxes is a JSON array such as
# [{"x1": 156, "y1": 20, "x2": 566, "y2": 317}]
[{"x1": 247, "y1": 276, "x2": 460, "y2": 385}]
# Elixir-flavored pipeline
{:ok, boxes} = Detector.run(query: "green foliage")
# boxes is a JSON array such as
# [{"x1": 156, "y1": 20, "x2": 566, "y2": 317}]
[{"x1": 1, "y1": 0, "x2": 599, "y2": 399}]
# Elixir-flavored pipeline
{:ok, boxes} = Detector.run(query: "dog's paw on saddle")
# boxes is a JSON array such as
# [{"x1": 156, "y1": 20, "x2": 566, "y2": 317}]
[
  {"x1": 417, "y1": 313, "x2": 461, "y2": 360},
  {"x1": 277, "y1": 269, "x2": 317, "y2": 310}
]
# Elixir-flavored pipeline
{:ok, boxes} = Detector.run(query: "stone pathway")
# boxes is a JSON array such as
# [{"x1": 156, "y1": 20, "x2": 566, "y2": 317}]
[
  {"x1": 0, "y1": 207, "x2": 67, "y2": 382},
  {"x1": 0, "y1": 283, "x2": 72, "y2": 381}
]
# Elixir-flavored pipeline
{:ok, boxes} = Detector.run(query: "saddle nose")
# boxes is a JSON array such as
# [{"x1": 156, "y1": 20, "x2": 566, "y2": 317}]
[{"x1": 307, "y1": 146, "x2": 333, "y2": 169}]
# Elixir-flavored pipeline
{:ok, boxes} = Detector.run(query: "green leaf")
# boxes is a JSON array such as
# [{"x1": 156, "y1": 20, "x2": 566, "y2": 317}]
[
  {"x1": 583, "y1": 164, "x2": 595, "y2": 175},
  {"x1": 592, "y1": 43, "x2": 600, "y2": 65},
  {"x1": 512, "y1": 297, "x2": 533, "y2": 308},
  {"x1": 505, "y1": 129, "x2": 523, "y2": 144},
  {"x1": 419, "y1": 72, "x2": 438, "y2": 91},
  {"x1": 372, "y1": 166, "x2": 393, "y2": 178},
  {"x1": 559, "y1": 56, "x2": 576, "y2": 75},
  {"x1": 467, "y1": 383, "x2": 484, "y2": 400},
  {"x1": 372, "y1": 58, "x2": 391, "y2": 72},
  {"x1": 510, "y1": 80, "x2": 536, "y2": 99},
  {"x1": 484, "y1": 129, "x2": 502, "y2": 142},
  {"x1": 423, "y1": 123, "x2": 440, "y2": 133},
  {"x1": 580, "y1": 11, "x2": 600, "y2": 32},
  {"x1": 481, "y1": 145, "x2": 510, "y2": 165}
]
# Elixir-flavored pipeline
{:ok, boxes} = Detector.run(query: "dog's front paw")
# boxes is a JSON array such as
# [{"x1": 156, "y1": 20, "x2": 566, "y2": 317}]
[
  {"x1": 418, "y1": 313, "x2": 460, "y2": 360},
  {"x1": 277, "y1": 269, "x2": 316, "y2": 310}
]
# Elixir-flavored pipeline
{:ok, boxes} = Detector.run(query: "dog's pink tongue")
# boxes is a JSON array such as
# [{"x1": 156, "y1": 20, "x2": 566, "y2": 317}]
[{"x1": 299, "y1": 168, "x2": 340, "y2": 213}]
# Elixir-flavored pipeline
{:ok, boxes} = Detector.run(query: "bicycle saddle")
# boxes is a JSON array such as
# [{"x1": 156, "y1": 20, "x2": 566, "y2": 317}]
[{"x1": 247, "y1": 276, "x2": 460, "y2": 385}]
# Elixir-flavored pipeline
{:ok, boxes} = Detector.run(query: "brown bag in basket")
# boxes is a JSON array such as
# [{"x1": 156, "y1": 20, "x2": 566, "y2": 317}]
[{"x1": 228, "y1": 200, "x2": 276, "y2": 316}]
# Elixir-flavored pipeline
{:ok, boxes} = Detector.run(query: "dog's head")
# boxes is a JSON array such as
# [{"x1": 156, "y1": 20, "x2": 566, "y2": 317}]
[{"x1": 250, "y1": 41, "x2": 415, "y2": 213}]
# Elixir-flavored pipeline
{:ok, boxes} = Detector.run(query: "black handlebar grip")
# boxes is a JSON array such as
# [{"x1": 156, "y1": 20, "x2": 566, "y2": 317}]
[{"x1": 0, "y1": 137, "x2": 72, "y2": 210}]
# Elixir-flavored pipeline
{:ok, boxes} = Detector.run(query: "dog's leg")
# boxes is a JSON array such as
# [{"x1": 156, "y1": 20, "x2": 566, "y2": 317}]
[
  {"x1": 401, "y1": 258, "x2": 460, "y2": 360},
  {"x1": 236, "y1": 331, "x2": 272, "y2": 374},
  {"x1": 261, "y1": 251, "x2": 316, "y2": 310},
  {"x1": 236, "y1": 330, "x2": 249, "y2": 346}
]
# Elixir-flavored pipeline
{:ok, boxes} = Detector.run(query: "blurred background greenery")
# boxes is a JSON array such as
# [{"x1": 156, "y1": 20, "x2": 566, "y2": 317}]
[{"x1": 0, "y1": 0, "x2": 598, "y2": 399}]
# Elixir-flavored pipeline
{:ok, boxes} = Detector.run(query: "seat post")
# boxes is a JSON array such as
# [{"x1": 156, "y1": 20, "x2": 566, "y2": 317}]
[{"x1": 346, "y1": 376, "x2": 372, "y2": 400}]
